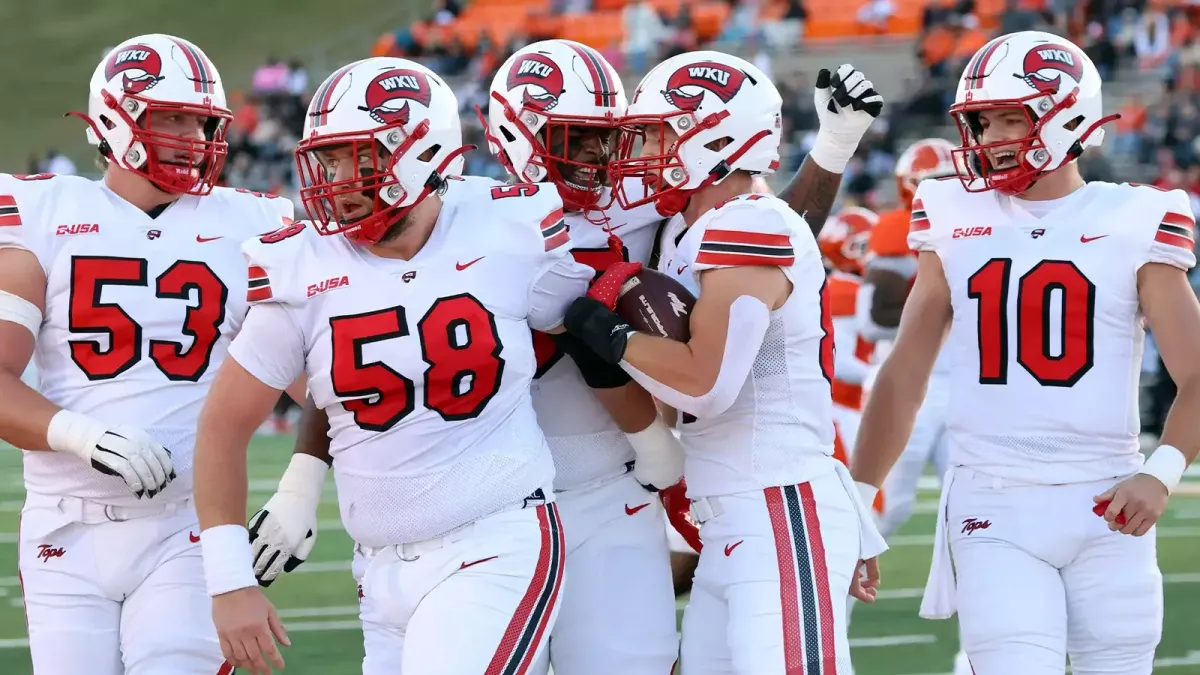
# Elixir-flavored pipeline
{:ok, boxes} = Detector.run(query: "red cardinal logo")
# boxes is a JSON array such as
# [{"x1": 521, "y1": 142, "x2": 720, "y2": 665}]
[
  {"x1": 1018, "y1": 44, "x2": 1087, "y2": 96},
  {"x1": 661, "y1": 62, "x2": 748, "y2": 112},
  {"x1": 506, "y1": 54, "x2": 565, "y2": 112},
  {"x1": 360, "y1": 68, "x2": 433, "y2": 125},
  {"x1": 104, "y1": 45, "x2": 164, "y2": 94}
]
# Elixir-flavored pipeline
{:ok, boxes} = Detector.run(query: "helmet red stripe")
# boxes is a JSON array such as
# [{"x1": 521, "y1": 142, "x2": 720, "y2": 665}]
[
  {"x1": 312, "y1": 63, "x2": 356, "y2": 127},
  {"x1": 168, "y1": 37, "x2": 208, "y2": 93},
  {"x1": 566, "y1": 42, "x2": 610, "y2": 107}
]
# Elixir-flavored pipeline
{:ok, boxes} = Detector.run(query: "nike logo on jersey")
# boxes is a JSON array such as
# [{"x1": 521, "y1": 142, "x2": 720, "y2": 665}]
[
  {"x1": 724, "y1": 540, "x2": 743, "y2": 556},
  {"x1": 1080, "y1": 234, "x2": 1108, "y2": 243},
  {"x1": 676, "y1": 265, "x2": 688, "y2": 275},
  {"x1": 456, "y1": 256, "x2": 485, "y2": 271},
  {"x1": 625, "y1": 502, "x2": 651, "y2": 516},
  {"x1": 196, "y1": 235, "x2": 224, "y2": 243},
  {"x1": 459, "y1": 555, "x2": 498, "y2": 570},
  {"x1": 189, "y1": 531, "x2": 201, "y2": 543}
]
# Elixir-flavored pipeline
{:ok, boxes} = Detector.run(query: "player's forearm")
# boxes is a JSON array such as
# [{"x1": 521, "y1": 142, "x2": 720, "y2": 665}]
[
  {"x1": 0, "y1": 370, "x2": 60, "y2": 451},
  {"x1": 593, "y1": 381, "x2": 659, "y2": 433},
  {"x1": 194, "y1": 414, "x2": 253, "y2": 530},
  {"x1": 777, "y1": 155, "x2": 843, "y2": 237},
  {"x1": 622, "y1": 334, "x2": 715, "y2": 397},
  {"x1": 292, "y1": 397, "x2": 332, "y2": 466},
  {"x1": 850, "y1": 364, "x2": 928, "y2": 488},
  {"x1": 1157, "y1": 376, "x2": 1200, "y2": 466}
]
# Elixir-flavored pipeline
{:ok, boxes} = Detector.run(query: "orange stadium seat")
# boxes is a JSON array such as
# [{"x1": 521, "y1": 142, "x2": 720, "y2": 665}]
[{"x1": 559, "y1": 12, "x2": 625, "y2": 49}]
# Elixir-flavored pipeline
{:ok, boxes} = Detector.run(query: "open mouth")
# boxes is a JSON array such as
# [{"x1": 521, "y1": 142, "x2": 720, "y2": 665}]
[
  {"x1": 989, "y1": 149, "x2": 1019, "y2": 170},
  {"x1": 560, "y1": 165, "x2": 606, "y2": 193},
  {"x1": 335, "y1": 199, "x2": 369, "y2": 222}
]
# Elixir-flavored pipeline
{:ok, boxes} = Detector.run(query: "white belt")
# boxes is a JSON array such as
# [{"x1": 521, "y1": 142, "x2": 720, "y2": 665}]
[
  {"x1": 25, "y1": 492, "x2": 190, "y2": 525},
  {"x1": 920, "y1": 468, "x2": 957, "y2": 619},
  {"x1": 690, "y1": 464, "x2": 889, "y2": 563}
]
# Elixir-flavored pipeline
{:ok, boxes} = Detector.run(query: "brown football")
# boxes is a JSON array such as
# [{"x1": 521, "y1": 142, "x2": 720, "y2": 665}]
[{"x1": 615, "y1": 269, "x2": 697, "y2": 342}]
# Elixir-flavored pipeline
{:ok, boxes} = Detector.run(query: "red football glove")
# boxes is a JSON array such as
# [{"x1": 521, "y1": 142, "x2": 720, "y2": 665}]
[
  {"x1": 587, "y1": 262, "x2": 642, "y2": 310},
  {"x1": 660, "y1": 480, "x2": 702, "y2": 553},
  {"x1": 1092, "y1": 500, "x2": 1128, "y2": 526}
]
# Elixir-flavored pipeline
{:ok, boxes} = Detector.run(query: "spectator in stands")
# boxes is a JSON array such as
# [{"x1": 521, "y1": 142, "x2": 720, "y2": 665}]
[
  {"x1": 1134, "y1": 7, "x2": 1172, "y2": 74},
  {"x1": 1082, "y1": 22, "x2": 1118, "y2": 80},
  {"x1": 252, "y1": 56, "x2": 290, "y2": 94},
  {"x1": 287, "y1": 59, "x2": 308, "y2": 96},
  {"x1": 622, "y1": 0, "x2": 664, "y2": 73},
  {"x1": 999, "y1": 0, "x2": 1040, "y2": 33}
]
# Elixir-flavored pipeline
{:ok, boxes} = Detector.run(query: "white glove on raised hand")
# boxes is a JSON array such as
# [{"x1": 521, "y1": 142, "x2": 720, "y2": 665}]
[
  {"x1": 627, "y1": 418, "x2": 685, "y2": 492},
  {"x1": 809, "y1": 64, "x2": 886, "y2": 174},
  {"x1": 248, "y1": 453, "x2": 328, "y2": 586},
  {"x1": 47, "y1": 410, "x2": 175, "y2": 499}
]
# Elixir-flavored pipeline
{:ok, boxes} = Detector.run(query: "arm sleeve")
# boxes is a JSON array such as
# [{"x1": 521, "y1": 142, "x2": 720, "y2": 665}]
[
  {"x1": 528, "y1": 256, "x2": 593, "y2": 332},
  {"x1": 227, "y1": 303, "x2": 306, "y2": 390},
  {"x1": 1140, "y1": 188, "x2": 1196, "y2": 272},
  {"x1": 694, "y1": 200, "x2": 798, "y2": 271}
]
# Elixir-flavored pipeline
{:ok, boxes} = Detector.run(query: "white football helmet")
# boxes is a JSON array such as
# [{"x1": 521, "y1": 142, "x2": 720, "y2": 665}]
[
  {"x1": 76, "y1": 34, "x2": 232, "y2": 195},
  {"x1": 610, "y1": 50, "x2": 782, "y2": 216},
  {"x1": 894, "y1": 138, "x2": 956, "y2": 209},
  {"x1": 949, "y1": 30, "x2": 1114, "y2": 194},
  {"x1": 295, "y1": 58, "x2": 468, "y2": 244},
  {"x1": 486, "y1": 40, "x2": 625, "y2": 214}
]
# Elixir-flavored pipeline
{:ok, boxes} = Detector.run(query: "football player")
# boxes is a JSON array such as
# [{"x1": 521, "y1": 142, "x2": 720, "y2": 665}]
[
  {"x1": 561, "y1": 51, "x2": 887, "y2": 673},
  {"x1": 484, "y1": 39, "x2": 684, "y2": 674},
  {"x1": 192, "y1": 57, "x2": 592, "y2": 675},
  {"x1": 851, "y1": 31, "x2": 1200, "y2": 674},
  {"x1": 818, "y1": 206, "x2": 878, "y2": 469},
  {"x1": 0, "y1": 34, "x2": 294, "y2": 675}
]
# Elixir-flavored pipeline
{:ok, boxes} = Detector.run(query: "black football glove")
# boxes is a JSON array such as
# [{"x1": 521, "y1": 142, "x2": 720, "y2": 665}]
[
  {"x1": 550, "y1": 331, "x2": 632, "y2": 389},
  {"x1": 563, "y1": 297, "x2": 634, "y2": 366}
]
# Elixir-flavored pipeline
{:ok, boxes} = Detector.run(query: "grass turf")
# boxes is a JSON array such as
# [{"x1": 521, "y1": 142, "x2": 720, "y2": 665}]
[{"x1": 0, "y1": 436, "x2": 1196, "y2": 674}]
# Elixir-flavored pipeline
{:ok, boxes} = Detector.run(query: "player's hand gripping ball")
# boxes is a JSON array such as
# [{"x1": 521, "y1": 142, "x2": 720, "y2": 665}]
[{"x1": 565, "y1": 263, "x2": 698, "y2": 364}]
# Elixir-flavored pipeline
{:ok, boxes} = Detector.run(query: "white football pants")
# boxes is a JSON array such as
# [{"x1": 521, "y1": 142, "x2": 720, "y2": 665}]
[
  {"x1": 945, "y1": 468, "x2": 1162, "y2": 674},
  {"x1": 18, "y1": 492, "x2": 230, "y2": 675}
]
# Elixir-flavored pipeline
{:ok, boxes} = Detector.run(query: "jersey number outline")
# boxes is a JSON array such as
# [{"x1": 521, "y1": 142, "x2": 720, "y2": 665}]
[
  {"x1": 490, "y1": 183, "x2": 541, "y2": 200},
  {"x1": 68, "y1": 256, "x2": 229, "y2": 381},
  {"x1": 967, "y1": 257, "x2": 1095, "y2": 387},
  {"x1": 329, "y1": 294, "x2": 506, "y2": 432}
]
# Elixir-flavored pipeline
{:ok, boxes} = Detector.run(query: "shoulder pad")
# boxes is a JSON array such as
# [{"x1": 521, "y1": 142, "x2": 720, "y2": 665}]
[
  {"x1": 694, "y1": 194, "x2": 803, "y2": 270},
  {"x1": 1127, "y1": 184, "x2": 1196, "y2": 272},
  {"x1": 211, "y1": 186, "x2": 296, "y2": 232},
  {"x1": 906, "y1": 178, "x2": 964, "y2": 252},
  {"x1": 241, "y1": 219, "x2": 316, "y2": 306},
  {"x1": 0, "y1": 173, "x2": 82, "y2": 262},
  {"x1": 453, "y1": 178, "x2": 570, "y2": 256}
]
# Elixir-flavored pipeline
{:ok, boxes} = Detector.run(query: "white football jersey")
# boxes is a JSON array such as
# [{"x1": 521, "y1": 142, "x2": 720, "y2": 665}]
[
  {"x1": 0, "y1": 173, "x2": 293, "y2": 505},
  {"x1": 228, "y1": 177, "x2": 593, "y2": 546},
  {"x1": 530, "y1": 181, "x2": 666, "y2": 490},
  {"x1": 655, "y1": 193, "x2": 836, "y2": 499},
  {"x1": 909, "y1": 179, "x2": 1196, "y2": 484}
]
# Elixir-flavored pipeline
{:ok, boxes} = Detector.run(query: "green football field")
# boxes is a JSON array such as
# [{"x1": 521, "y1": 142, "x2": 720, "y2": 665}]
[{"x1": 0, "y1": 436, "x2": 1197, "y2": 674}]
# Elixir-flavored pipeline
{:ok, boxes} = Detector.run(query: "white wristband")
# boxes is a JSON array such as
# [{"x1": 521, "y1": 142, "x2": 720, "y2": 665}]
[
  {"x1": 855, "y1": 481, "x2": 880, "y2": 509},
  {"x1": 200, "y1": 524, "x2": 259, "y2": 596},
  {"x1": 45, "y1": 409, "x2": 107, "y2": 460},
  {"x1": 277, "y1": 453, "x2": 329, "y2": 501},
  {"x1": 626, "y1": 417, "x2": 684, "y2": 462},
  {"x1": 807, "y1": 130, "x2": 857, "y2": 174},
  {"x1": 1138, "y1": 445, "x2": 1188, "y2": 494}
]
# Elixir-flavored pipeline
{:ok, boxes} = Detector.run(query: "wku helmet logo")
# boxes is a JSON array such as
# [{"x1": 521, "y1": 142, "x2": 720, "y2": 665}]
[
  {"x1": 661, "y1": 62, "x2": 748, "y2": 112},
  {"x1": 104, "y1": 45, "x2": 164, "y2": 94},
  {"x1": 360, "y1": 69, "x2": 433, "y2": 125},
  {"x1": 1017, "y1": 45, "x2": 1086, "y2": 95},
  {"x1": 506, "y1": 54, "x2": 564, "y2": 112}
]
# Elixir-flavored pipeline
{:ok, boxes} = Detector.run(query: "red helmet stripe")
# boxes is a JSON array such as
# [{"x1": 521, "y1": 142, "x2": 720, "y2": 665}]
[
  {"x1": 311, "y1": 63, "x2": 356, "y2": 127},
  {"x1": 169, "y1": 37, "x2": 211, "y2": 94},
  {"x1": 964, "y1": 36, "x2": 1010, "y2": 90},
  {"x1": 566, "y1": 42, "x2": 615, "y2": 107}
]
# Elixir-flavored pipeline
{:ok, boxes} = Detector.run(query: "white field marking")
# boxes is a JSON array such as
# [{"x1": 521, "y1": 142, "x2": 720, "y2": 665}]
[
  {"x1": 278, "y1": 605, "x2": 358, "y2": 619},
  {"x1": 850, "y1": 634, "x2": 937, "y2": 648}
]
